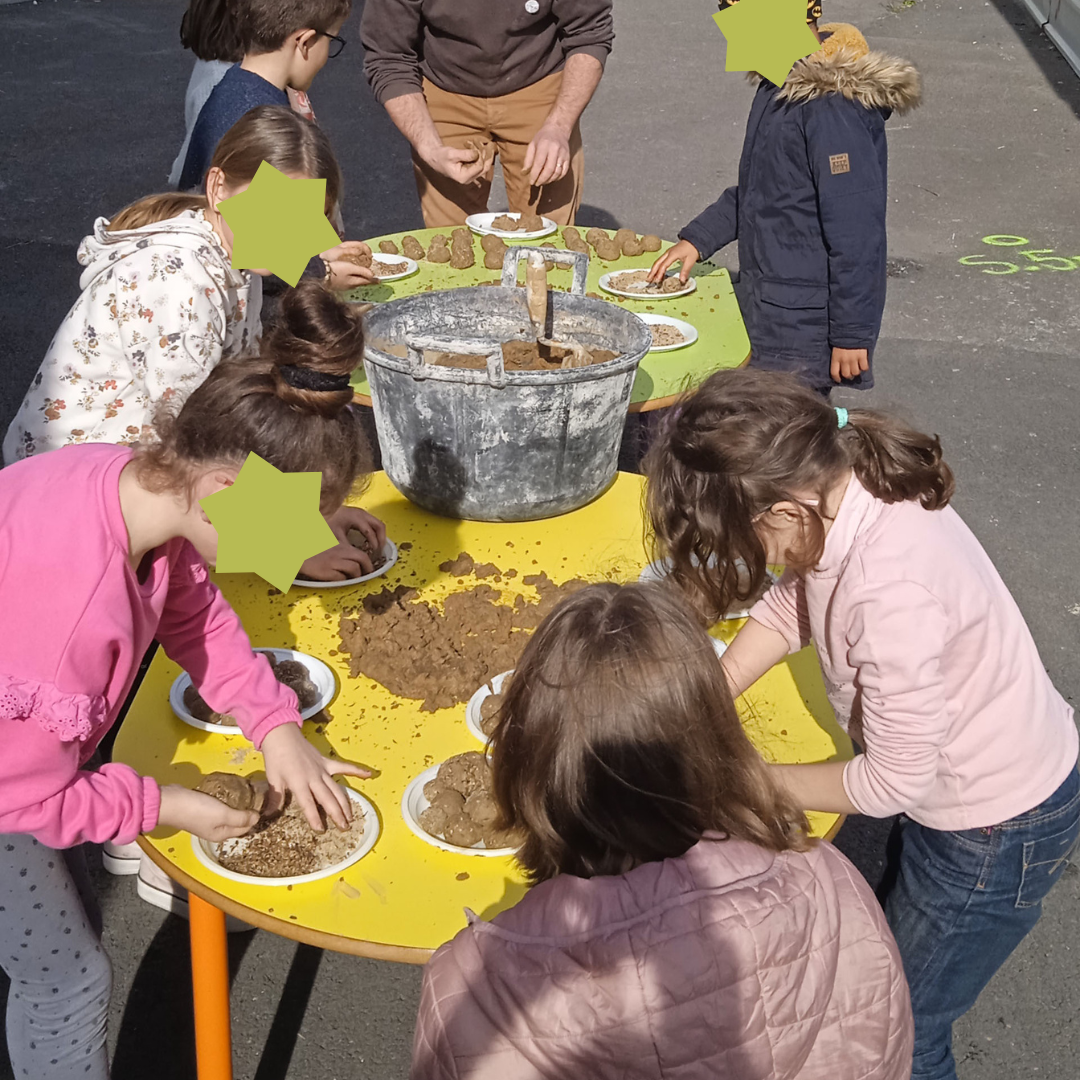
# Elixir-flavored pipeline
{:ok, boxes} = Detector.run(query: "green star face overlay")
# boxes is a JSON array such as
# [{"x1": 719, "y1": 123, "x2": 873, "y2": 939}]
[
  {"x1": 218, "y1": 160, "x2": 341, "y2": 286},
  {"x1": 713, "y1": 0, "x2": 821, "y2": 87},
  {"x1": 200, "y1": 452, "x2": 336, "y2": 592}
]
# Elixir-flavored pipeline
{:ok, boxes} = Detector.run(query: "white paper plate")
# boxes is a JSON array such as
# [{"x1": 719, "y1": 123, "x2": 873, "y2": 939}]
[
  {"x1": 598, "y1": 271, "x2": 697, "y2": 300},
  {"x1": 637, "y1": 560, "x2": 780, "y2": 621},
  {"x1": 465, "y1": 212, "x2": 557, "y2": 241},
  {"x1": 637, "y1": 313, "x2": 699, "y2": 352},
  {"x1": 464, "y1": 670, "x2": 513, "y2": 743},
  {"x1": 370, "y1": 253, "x2": 418, "y2": 282},
  {"x1": 401, "y1": 764, "x2": 517, "y2": 857},
  {"x1": 710, "y1": 636, "x2": 728, "y2": 658},
  {"x1": 292, "y1": 539, "x2": 398, "y2": 590},
  {"x1": 191, "y1": 787, "x2": 379, "y2": 887},
  {"x1": 170, "y1": 648, "x2": 336, "y2": 732}
]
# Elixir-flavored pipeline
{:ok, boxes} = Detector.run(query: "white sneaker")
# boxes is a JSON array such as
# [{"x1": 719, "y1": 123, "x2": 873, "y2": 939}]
[
  {"x1": 136, "y1": 853, "x2": 255, "y2": 933},
  {"x1": 103, "y1": 839, "x2": 142, "y2": 875}
]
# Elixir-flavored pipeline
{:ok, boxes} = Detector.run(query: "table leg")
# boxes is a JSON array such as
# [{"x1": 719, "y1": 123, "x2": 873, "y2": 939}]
[{"x1": 189, "y1": 893, "x2": 234, "y2": 1080}]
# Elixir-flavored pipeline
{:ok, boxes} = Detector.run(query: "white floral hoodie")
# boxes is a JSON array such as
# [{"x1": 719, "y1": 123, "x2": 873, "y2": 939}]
[{"x1": 3, "y1": 209, "x2": 261, "y2": 465}]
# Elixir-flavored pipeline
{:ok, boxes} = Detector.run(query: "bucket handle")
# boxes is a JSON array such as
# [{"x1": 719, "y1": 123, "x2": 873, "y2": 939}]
[
  {"x1": 500, "y1": 246, "x2": 589, "y2": 296},
  {"x1": 403, "y1": 335, "x2": 508, "y2": 389}
]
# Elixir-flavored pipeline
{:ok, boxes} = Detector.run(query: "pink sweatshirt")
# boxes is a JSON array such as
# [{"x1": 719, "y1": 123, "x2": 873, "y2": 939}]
[
  {"x1": 0, "y1": 444, "x2": 301, "y2": 848},
  {"x1": 750, "y1": 473, "x2": 1077, "y2": 831}
]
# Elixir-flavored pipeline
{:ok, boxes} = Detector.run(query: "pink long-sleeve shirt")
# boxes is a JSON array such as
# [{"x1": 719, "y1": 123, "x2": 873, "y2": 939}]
[
  {"x1": 0, "y1": 444, "x2": 302, "y2": 848},
  {"x1": 750, "y1": 473, "x2": 1077, "y2": 831}
]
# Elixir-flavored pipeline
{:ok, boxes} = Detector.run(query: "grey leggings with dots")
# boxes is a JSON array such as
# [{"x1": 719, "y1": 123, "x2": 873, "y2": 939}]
[{"x1": 1, "y1": 833, "x2": 111, "y2": 1079}]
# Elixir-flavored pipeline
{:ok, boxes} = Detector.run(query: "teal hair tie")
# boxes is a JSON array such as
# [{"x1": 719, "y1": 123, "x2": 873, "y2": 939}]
[{"x1": 835, "y1": 407, "x2": 849, "y2": 429}]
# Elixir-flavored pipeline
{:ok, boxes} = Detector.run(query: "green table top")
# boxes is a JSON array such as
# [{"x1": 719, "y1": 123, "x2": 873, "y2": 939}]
[{"x1": 346, "y1": 227, "x2": 750, "y2": 410}]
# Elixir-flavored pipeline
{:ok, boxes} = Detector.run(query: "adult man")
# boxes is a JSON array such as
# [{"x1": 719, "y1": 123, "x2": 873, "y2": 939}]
[{"x1": 361, "y1": 0, "x2": 614, "y2": 226}]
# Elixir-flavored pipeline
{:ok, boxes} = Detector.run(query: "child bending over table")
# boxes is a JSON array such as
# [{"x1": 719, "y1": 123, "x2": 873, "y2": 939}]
[
  {"x1": 644, "y1": 368, "x2": 1079, "y2": 1080},
  {"x1": 411, "y1": 581, "x2": 913, "y2": 1080},
  {"x1": 649, "y1": 4, "x2": 921, "y2": 396},
  {"x1": 0, "y1": 280, "x2": 378, "y2": 1080}
]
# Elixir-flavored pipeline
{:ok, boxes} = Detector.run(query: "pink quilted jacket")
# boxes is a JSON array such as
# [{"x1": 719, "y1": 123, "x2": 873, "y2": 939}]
[{"x1": 411, "y1": 837, "x2": 912, "y2": 1080}]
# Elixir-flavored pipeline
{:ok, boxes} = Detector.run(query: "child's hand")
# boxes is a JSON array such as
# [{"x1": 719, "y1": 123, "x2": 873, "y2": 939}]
[
  {"x1": 157, "y1": 785, "x2": 260, "y2": 842},
  {"x1": 298, "y1": 507, "x2": 388, "y2": 580},
  {"x1": 260, "y1": 723, "x2": 372, "y2": 832},
  {"x1": 648, "y1": 240, "x2": 699, "y2": 284},
  {"x1": 328, "y1": 505, "x2": 387, "y2": 555},
  {"x1": 321, "y1": 241, "x2": 378, "y2": 290},
  {"x1": 830, "y1": 347, "x2": 869, "y2": 383}
]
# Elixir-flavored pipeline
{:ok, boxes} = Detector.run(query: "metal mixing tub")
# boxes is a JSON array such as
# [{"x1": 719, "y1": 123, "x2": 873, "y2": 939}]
[{"x1": 361, "y1": 248, "x2": 651, "y2": 521}]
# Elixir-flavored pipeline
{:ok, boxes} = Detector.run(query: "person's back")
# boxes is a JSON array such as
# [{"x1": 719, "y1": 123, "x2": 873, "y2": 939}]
[
  {"x1": 178, "y1": 0, "x2": 350, "y2": 192},
  {"x1": 414, "y1": 836, "x2": 911, "y2": 1080},
  {"x1": 410, "y1": 582, "x2": 913, "y2": 1080}
]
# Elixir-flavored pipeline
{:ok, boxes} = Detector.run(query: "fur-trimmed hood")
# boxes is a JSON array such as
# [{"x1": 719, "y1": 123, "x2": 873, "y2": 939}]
[{"x1": 758, "y1": 23, "x2": 922, "y2": 115}]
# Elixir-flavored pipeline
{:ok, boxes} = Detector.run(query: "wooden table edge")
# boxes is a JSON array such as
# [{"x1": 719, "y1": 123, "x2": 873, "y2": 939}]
[{"x1": 137, "y1": 837, "x2": 434, "y2": 965}]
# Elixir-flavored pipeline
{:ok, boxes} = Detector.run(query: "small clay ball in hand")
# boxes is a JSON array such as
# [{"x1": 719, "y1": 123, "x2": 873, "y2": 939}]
[{"x1": 197, "y1": 772, "x2": 267, "y2": 814}]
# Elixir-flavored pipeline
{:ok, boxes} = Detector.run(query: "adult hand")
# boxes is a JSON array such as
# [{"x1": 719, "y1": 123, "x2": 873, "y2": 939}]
[
  {"x1": 157, "y1": 785, "x2": 260, "y2": 842},
  {"x1": 830, "y1": 347, "x2": 869, "y2": 383},
  {"x1": 524, "y1": 125, "x2": 572, "y2": 187},
  {"x1": 420, "y1": 142, "x2": 489, "y2": 186},
  {"x1": 320, "y1": 241, "x2": 378, "y2": 291},
  {"x1": 260, "y1": 722, "x2": 371, "y2": 832},
  {"x1": 647, "y1": 239, "x2": 700, "y2": 284},
  {"x1": 298, "y1": 506, "x2": 388, "y2": 580}
]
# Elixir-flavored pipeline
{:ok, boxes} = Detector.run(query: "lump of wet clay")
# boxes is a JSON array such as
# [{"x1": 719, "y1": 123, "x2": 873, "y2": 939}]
[
  {"x1": 518, "y1": 211, "x2": 544, "y2": 232},
  {"x1": 418, "y1": 752, "x2": 520, "y2": 850},
  {"x1": 641, "y1": 234, "x2": 662, "y2": 252},
  {"x1": 345, "y1": 526, "x2": 387, "y2": 572},
  {"x1": 463, "y1": 137, "x2": 495, "y2": 171},
  {"x1": 479, "y1": 691, "x2": 503, "y2": 736},
  {"x1": 268, "y1": 657, "x2": 321, "y2": 711},
  {"x1": 585, "y1": 228, "x2": 609, "y2": 247},
  {"x1": 427, "y1": 235, "x2": 451, "y2": 263},
  {"x1": 620, "y1": 234, "x2": 646, "y2": 257},
  {"x1": 340, "y1": 249, "x2": 373, "y2": 268},
  {"x1": 379, "y1": 240, "x2": 400, "y2": 255},
  {"x1": 562, "y1": 227, "x2": 590, "y2": 255},
  {"x1": 491, "y1": 213, "x2": 519, "y2": 231},
  {"x1": 464, "y1": 790, "x2": 499, "y2": 828},
  {"x1": 450, "y1": 233, "x2": 475, "y2": 269},
  {"x1": 613, "y1": 229, "x2": 637, "y2": 247},
  {"x1": 482, "y1": 234, "x2": 508, "y2": 269},
  {"x1": 593, "y1": 237, "x2": 622, "y2": 262},
  {"x1": 402, "y1": 235, "x2": 426, "y2": 261},
  {"x1": 197, "y1": 772, "x2": 267, "y2": 814},
  {"x1": 183, "y1": 683, "x2": 236, "y2": 726}
]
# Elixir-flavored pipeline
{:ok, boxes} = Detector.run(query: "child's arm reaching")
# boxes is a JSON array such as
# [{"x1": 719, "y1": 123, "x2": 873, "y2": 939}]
[{"x1": 721, "y1": 618, "x2": 791, "y2": 698}]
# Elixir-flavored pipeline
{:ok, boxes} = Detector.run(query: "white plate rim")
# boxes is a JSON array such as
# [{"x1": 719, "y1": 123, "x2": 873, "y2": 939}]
[
  {"x1": 369, "y1": 253, "x2": 418, "y2": 282},
  {"x1": 292, "y1": 539, "x2": 399, "y2": 590},
  {"x1": 191, "y1": 787, "x2": 379, "y2": 887},
  {"x1": 636, "y1": 313, "x2": 699, "y2": 352},
  {"x1": 464, "y1": 670, "x2": 513, "y2": 743},
  {"x1": 170, "y1": 648, "x2": 336, "y2": 732},
  {"x1": 598, "y1": 271, "x2": 698, "y2": 300},
  {"x1": 637, "y1": 561, "x2": 780, "y2": 620},
  {"x1": 401, "y1": 764, "x2": 517, "y2": 857},
  {"x1": 465, "y1": 212, "x2": 558, "y2": 241}
]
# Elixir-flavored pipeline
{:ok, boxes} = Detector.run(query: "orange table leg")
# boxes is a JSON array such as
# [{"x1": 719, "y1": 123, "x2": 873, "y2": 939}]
[{"x1": 189, "y1": 893, "x2": 233, "y2": 1080}]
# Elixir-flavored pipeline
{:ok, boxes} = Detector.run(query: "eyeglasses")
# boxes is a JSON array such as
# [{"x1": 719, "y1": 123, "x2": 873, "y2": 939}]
[{"x1": 318, "y1": 31, "x2": 347, "y2": 59}]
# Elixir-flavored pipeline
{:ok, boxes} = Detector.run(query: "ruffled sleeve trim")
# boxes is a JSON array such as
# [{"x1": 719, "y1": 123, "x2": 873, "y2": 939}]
[{"x1": 0, "y1": 674, "x2": 107, "y2": 743}]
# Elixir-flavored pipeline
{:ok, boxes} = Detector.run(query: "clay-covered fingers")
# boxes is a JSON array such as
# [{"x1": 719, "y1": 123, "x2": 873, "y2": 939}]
[
  {"x1": 525, "y1": 130, "x2": 570, "y2": 187},
  {"x1": 438, "y1": 146, "x2": 489, "y2": 185},
  {"x1": 317, "y1": 776, "x2": 354, "y2": 831},
  {"x1": 157, "y1": 785, "x2": 259, "y2": 842},
  {"x1": 647, "y1": 250, "x2": 679, "y2": 283},
  {"x1": 328, "y1": 260, "x2": 378, "y2": 290}
]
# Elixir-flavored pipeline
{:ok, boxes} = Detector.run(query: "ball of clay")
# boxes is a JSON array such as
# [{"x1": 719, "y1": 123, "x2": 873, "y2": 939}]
[
  {"x1": 379, "y1": 240, "x2": 400, "y2": 255},
  {"x1": 463, "y1": 790, "x2": 499, "y2": 828},
  {"x1": 427, "y1": 236, "x2": 451, "y2": 263},
  {"x1": 518, "y1": 212, "x2": 544, "y2": 232},
  {"x1": 197, "y1": 772, "x2": 267, "y2": 814},
  {"x1": 444, "y1": 816, "x2": 484, "y2": 848},
  {"x1": 449, "y1": 239, "x2": 475, "y2": 269},
  {"x1": 483, "y1": 239, "x2": 508, "y2": 270},
  {"x1": 641, "y1": 235, "x2": 662, "y2": 253},
  {"x1": 419, "y1": 803, "x2": 450, "y2": 834},
  {"x1": 271, "y1": 660, "x2": 321, "y2": 710},
  {"x1": 482, "y1": 826, "x2": 519, "y2": 849},
  {"x1": 423, "y1": 778, "x2": 445, "y2": 802},
  {"x1": 437, "y1": 751, "x2": 487, "y2": 797},
  {"x1": 430, "y1": 789, "x2": 466, "y2": 817},
  {"x1": 402, "y1": 235, "x2": 426, "y2": 261},
  {"x1": 480, "y1": 233, "x2": 504, "y2": 252},
  {"x1": 594, "y1": 238, "x2": 622, "y2": 262},
  {"x1": 452, "y1": 227, "x2": 472, "y2": 244},
  {"x1": 183, "y1": 684, "x2": 235, "y2": 726},
  {"x1": 339, "y1": 249, "x2": 373, "y2": 268},
  {"x1": 491, "y1": 214, "x2": 519, "y2": 231},
  {"x1": 562, "y1": 227, "x2": 590, "y2": 255},
  {"x1": 620, "y1": 236, "x2": 646, "y2": 257},
  {"x1": 614, "y1": 229, "x2": 637, "y2": 245},
  {"x1": 585, "y1": 228, "x2": 608, "y2": 247}
]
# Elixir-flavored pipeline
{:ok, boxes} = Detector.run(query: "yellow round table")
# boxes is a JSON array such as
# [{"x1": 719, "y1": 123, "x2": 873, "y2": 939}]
[
  {"x1": 347, "y1": 228, "x2": 751, "y2": 413},
  {"x1": 113, "y1": 472, "x2": 849, "y2": 1080}
]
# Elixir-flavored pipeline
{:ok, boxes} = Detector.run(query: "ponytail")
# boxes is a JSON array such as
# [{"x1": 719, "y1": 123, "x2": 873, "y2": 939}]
[
  {"x1": 108, "y1": 105, "x2": 342, "y2": 232},
  {"x1": 644, "y1": 369, "x2": 954, "y2": 620},
  {"x1": 133, "y1": 281, "x2": 370, "y2": 511}
]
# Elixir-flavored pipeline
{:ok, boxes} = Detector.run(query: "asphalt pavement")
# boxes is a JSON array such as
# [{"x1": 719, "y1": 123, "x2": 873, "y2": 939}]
[{"x1": 0, "y1": 1, "x2": 1078, "y2": 1077}]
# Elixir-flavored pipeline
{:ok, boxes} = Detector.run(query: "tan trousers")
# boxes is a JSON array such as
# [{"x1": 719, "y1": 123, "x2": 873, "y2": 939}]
[{"x1": 412, "y1": 70, "x2": 584, "y2": 228}]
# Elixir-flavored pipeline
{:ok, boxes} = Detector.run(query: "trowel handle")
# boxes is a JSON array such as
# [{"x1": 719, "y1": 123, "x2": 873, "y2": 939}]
[
  {"x1": 500, "y1": 245, "x2": 590, "y2": 296},
  {"x1": 403, "y1": 334, "x2": 507, "y2": 389}
]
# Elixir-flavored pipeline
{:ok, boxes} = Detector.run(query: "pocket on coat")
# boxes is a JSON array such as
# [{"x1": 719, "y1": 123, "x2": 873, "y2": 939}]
[
  {"x1": 1016, "y1": 817, "x2": 1080, "y2": 909},
  {"x1": 759, "y1": 280, "x2": 829, "y2": 310}
]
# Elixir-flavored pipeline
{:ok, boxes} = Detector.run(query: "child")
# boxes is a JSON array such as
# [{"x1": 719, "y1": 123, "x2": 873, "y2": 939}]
[
  {"x1": 0, "y1": 280, "x2": 375, "y2": 1080},
  {"x1": 177, "y1": 0, "x2": 350, "y2": 193},
  {"x1": 648, "y1": 4, "x2": 921, "y2": 395},
  {"x1": 644, "y1": 369, "x2": 1080, "y2": 1080},
  {"x1": 412, "y1": 581, "x2": 913, "y2": 1080}
]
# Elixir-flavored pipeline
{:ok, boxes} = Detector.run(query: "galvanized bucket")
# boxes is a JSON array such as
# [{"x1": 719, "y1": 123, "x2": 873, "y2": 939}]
[{"x1": 361, "y1": 247, "x2": 651, "y2": 521}]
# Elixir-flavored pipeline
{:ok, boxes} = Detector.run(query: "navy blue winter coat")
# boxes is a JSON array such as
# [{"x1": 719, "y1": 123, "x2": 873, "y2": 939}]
[{"x1": 679, "y1": 29, "x2": 920, "y2": 391}]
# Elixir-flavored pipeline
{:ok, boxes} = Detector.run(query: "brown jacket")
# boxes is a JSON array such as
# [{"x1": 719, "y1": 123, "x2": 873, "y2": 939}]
[{"x1": 360, "y1": 0, "x2": 613, "y2": 103}]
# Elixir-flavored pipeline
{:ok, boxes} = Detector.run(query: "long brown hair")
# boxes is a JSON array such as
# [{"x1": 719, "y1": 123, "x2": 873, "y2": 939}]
[
  {"x1": 108, "y1": 105, "x2": 343, "y2": 231},
  {"x1": 133, "y1": 280, "x2": 370, "y2": 511},
  {"x1": 644, "y1": 369, "x2": 954, "y2": 621},
  {"x1": 180, "y1": 0, "x2": 244, "y2": 62},
  {"x1": 491, "y1": 582, "x2": 812, "y2": 883}
]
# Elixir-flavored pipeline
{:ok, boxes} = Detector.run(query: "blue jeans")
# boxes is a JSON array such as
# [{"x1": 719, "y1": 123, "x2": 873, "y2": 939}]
[{"x1": 881, "y1": 763, "x2": 1080, "y2": 1080}]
